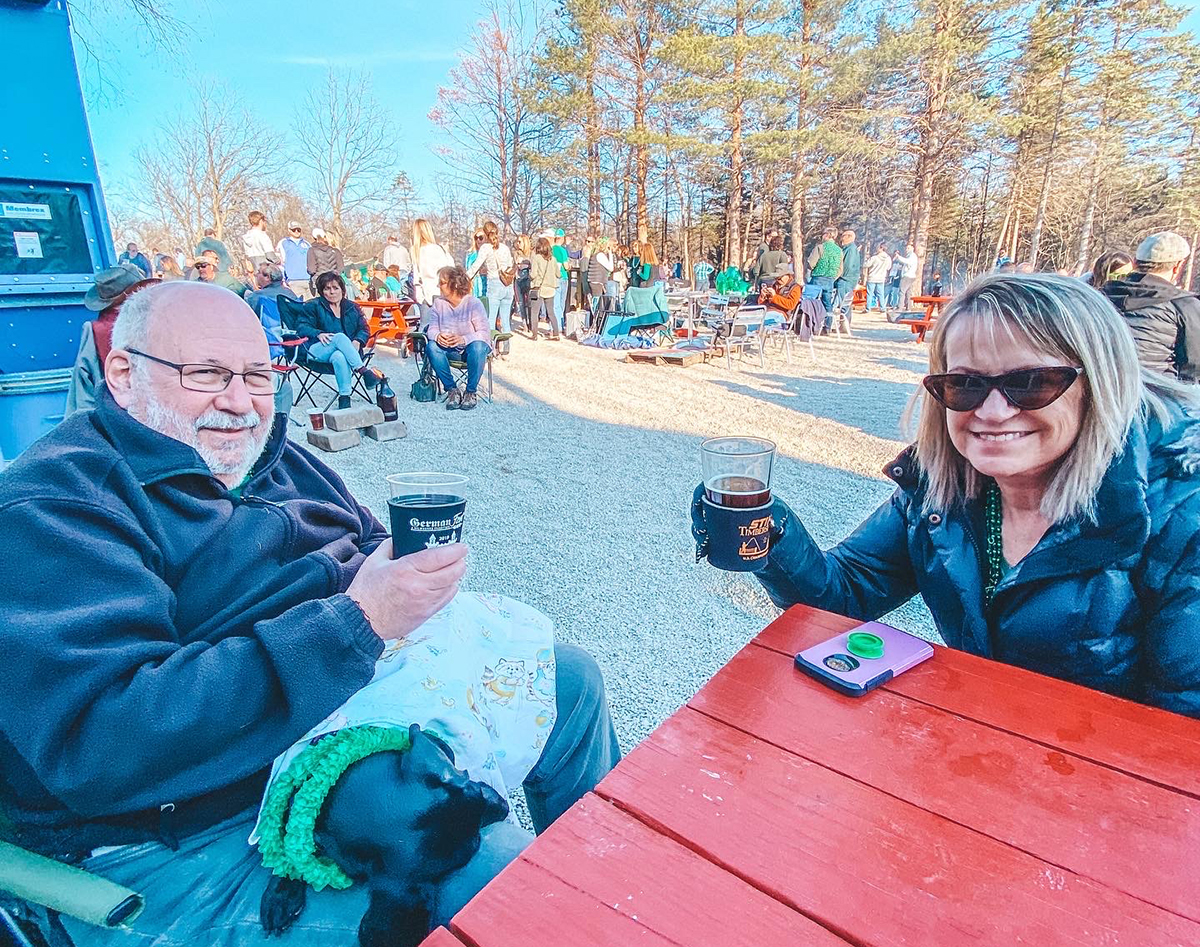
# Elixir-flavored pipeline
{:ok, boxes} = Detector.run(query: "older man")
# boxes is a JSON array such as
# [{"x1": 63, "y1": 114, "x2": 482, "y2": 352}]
[
  {"x1": 1103, "y1": 231, "x2": 1200, "y2": 383},
  {"x1": 0, "y1": 282, "x2": 620, "y2": 945},
  {"x1": 193, "y1": 248, "x2": 248, "y2": 297}
]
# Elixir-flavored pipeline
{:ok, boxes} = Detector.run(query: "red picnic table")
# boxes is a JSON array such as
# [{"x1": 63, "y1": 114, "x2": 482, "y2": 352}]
[
  {"x1": 422, "y1": 604, "x2": 1200, "y2": 946},
  {"x1": 897, "y1": 294, "x2": 950, "y2": 342}
]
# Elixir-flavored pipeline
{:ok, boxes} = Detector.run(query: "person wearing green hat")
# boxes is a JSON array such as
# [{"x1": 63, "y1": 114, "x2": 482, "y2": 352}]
[
  {"x1": 551, "y1": 229, "x2": 570, "y2": 327},
  {"x1": 65, "y1": 264, "x2": 158, "y2": 414}
]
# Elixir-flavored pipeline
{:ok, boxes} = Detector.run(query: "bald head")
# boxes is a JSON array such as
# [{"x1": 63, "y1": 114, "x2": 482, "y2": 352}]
[{"x1": 113, "y1": 281, "x2": 269, "y2": 365}]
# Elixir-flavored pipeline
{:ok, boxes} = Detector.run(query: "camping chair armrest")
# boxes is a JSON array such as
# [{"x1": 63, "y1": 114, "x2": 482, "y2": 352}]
[
  {"x1": 492, "y1": 331, "x2": 513, "y2": 344},
  {"x1": 408, "y1": 331, "x2": 429, "y2": 344},
  {"x1": 0, "y1": 840, "x2": 144, "y2": 929},
  {"x1": 278, "y1": 337, "x2": 306, "y2": 348}
]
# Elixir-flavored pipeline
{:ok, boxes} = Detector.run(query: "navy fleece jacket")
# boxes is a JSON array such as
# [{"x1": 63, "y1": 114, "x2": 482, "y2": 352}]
[{"x1": 0, "y1": 386, "x2": 387, "y2": 855}]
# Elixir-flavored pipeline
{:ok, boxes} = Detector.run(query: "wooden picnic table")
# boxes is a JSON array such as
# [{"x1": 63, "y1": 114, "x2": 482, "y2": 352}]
[
  {"x1": 898, "y1": 294, "x2": 951, "y2": 342},
  {"x1": 422, "y1": 603, "x2": 1200, "y2": 946}
]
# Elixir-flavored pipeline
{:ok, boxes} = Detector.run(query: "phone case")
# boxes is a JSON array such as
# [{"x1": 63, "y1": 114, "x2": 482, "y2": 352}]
[{"x1": 794, "y1": 621, "x2": 934, "y2": 697}]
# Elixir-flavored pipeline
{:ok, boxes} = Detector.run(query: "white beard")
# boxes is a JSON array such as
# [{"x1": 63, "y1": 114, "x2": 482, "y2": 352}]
[{"x1": 128, "y1": 389, "x2": 273, "y2": 484}]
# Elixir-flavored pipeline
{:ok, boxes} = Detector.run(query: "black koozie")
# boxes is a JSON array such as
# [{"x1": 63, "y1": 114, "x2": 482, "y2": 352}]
[
  {"x1": 702, "y1": 496, "x2": 772, "y2": 571},
  {"x1": 388, "y1": 494, "x2": 466, "y2": 558}
]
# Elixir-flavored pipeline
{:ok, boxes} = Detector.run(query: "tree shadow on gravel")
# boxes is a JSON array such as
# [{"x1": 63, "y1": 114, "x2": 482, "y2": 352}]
[{"x1": 708, "y1": 374, "x2": 918, "y2": 441}]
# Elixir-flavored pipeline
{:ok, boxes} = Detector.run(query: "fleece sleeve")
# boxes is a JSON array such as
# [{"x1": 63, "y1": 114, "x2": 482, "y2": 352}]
[{"x1": 0, "y1": 496, "x2": 383, "y2": 817}]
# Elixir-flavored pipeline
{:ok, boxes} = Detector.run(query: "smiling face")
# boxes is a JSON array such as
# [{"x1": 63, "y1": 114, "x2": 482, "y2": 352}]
[
  {"x1": 106, "y1": 283, "x2": 275, "y2": 487},
  {"x1": 941, "y1": 316, "x2": 1086, "y2": 490}
]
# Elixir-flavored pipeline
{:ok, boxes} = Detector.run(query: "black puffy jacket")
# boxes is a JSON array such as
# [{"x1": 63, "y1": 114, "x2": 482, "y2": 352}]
[
  {"x1": 757, "y1": 411, "x2": 1200, "y2": 718},
  {"x1": 1103, "y1": 273, "x2": 1200, "y2": 383}
]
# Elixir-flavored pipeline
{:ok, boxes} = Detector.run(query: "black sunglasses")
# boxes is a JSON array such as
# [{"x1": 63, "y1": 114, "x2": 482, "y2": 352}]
[{"x1": 923, "y1": 366, "x2": 1083, "y2": 412}]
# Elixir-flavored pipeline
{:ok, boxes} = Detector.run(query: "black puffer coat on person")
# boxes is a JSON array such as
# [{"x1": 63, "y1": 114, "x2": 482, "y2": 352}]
[
  {"x1": 755, "y1": 410, "x2": 1200, "y2": 718},
  {"x1": 1103, "y1": 273, "x2": 1200, "y2": 383}
]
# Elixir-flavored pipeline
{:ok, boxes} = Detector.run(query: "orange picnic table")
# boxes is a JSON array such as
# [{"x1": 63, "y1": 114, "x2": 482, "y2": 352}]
[
  {"x1": 357, "y1": 297, "x2": 416, "y2": 351},
  {"x1": 422, "y1": 604, "x2": 1200, "y2": 946},
  {"x1": 897, "y1": 294, "x2": 950, "y2": 342}
]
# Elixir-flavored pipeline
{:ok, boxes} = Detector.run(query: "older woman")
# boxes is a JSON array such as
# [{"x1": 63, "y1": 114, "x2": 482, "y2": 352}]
[
  {"x1": 294, "y1": 272, "x2": 383, "y2": 409},
  {"x1": 694, "y1": 274, "x2": 1200, "y2": 717},
  {"x1": 425, "y1": 266, "x2": 492, "y2": 411}
]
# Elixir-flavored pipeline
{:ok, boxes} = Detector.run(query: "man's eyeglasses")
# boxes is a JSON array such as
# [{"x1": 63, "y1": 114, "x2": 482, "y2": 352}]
[
  {"x1": 126, "y1": 349, "x2": 282, "y2": 395},
  {"x1": 195, "y1": 262, "x2": 214, "y2": 269},
  {"x1": 923, "y1": 366, "x2": 1082, "y2": 412}
]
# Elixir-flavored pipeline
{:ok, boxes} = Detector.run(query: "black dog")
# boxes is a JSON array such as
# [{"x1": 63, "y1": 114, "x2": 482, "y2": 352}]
[{"x1": 260, "y1": 724, "x2": 510, "y2": 946}]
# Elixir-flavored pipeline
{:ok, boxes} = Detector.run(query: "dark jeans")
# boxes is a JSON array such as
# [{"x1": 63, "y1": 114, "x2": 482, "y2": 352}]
[
  {"x1": 60, "y1": 643, "x2": 621, "y2": 946},
  {"x1": 812, "y1": 275, "x2": 836, "y2": 325},
  {"x1": 426, "y1": 339, "x2": 490, "y2": 394}
]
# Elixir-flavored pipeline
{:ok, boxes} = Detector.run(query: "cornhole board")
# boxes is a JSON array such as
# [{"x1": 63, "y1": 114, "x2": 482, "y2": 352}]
[{"x1": 624, "y1": 347, "x2": 707, "y2": 368}]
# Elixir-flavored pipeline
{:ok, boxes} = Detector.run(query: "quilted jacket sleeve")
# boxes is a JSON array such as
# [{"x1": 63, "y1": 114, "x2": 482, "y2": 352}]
[
  {"x1": 756, "y1": 491, "x2": 920, "y2": 621},
  {"x1": 1139, "y1": 505, "x2": 1200, "y2": 717}
]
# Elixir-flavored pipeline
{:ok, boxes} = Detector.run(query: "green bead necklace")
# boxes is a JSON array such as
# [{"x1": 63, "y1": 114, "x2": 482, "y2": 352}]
[{"x1": 983, "y1": 480, "x2": 1004, "y2": 606}]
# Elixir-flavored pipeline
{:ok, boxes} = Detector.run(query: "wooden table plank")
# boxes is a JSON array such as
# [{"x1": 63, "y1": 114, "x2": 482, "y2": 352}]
[
  {"x1": 687, "y1": 643, "x2": 1200, "y2": 921},
  {"x1": 597, "y1": 707, "x2": 1200, "y2": 946},
  {"x1": 418, "y1": 927, "x2": 469, "y2": 947},
  {"x1": 754, "y1": 605, "x2": 1200, "y2": 796},
  {"x1": 453, "y1": 793, "x2": 849, "y2": 947}
]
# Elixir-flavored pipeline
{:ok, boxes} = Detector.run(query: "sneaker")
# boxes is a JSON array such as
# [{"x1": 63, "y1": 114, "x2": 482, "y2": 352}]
[
  {"x1": 445, "y1": 389, "x2": 462, "y2": 410},
  {"x1": 337, "y1": 395, "x2": 352, "y2": 410},
  {"x1": 460, "y1": 390, "x2": 478, "y2": 410}
]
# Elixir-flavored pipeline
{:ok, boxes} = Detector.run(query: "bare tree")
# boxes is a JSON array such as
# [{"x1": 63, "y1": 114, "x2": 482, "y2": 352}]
[
  {"x1": 293, "y1": 70, "x2": 405, "y2": 244},
  {"x1": 430, "y1": 0, "x2": 547, "y2": 236},
  {"x1": 132, "y1": 82, "x2": 278, "y2": 245}
]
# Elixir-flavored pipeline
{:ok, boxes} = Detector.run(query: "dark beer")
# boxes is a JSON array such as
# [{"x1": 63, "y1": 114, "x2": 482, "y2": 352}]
[
  {"x1": 388, "y1": 493, "x2": 466, "y2": 558},
  {"x1": 705, "y1": 475, "x2": 770, "y2": 509}
]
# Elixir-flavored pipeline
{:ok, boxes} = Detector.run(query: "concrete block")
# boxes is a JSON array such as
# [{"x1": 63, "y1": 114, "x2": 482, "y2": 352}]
[
  {"x1": 364, "y1": 420, "x2": 408, "y2": 442},
  {"x1": 325, "y1": 405, "x2": 384, "y2": 432},
  {"x1": 306, "y1": 428, "x2": 361, "y2": 452}
]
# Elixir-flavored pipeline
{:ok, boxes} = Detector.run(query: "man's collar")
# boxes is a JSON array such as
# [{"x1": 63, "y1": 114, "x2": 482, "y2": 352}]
[{"x1": 94, "y1": 384, "x2": 287, "y2": 488}]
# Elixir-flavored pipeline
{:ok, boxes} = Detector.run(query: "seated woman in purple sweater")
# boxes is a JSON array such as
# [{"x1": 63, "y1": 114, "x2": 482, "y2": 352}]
[{"x1": 425, "y1": 266, "x2": 492, "y2": 411}]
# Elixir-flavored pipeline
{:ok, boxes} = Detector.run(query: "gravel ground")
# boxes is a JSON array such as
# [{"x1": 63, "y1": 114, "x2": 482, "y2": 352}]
[{"x1": 287, "y1": 308, "x2": 938, "y2": 758}]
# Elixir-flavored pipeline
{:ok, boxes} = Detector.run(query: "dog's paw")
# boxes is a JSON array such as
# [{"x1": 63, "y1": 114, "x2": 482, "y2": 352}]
[{"x1": 259, "y1": 874, "x2": 308, "y2": 936}]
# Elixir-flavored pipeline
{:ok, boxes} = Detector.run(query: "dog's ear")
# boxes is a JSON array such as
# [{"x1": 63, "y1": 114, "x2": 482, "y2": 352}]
[
  {"x1": 358, "y1": 884, "x2": 433, "y2": 947},
  {"x1": 259, "y1": 874, "x2": 307, "y2": 936}
]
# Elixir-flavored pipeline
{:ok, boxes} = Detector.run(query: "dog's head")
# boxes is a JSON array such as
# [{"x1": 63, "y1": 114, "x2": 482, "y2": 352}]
[{"x1": 315, "y1": 723, "x2": 510, "y2": 946}]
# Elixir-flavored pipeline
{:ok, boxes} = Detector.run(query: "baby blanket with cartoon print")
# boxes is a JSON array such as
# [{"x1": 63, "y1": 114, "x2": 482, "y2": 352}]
[{"x1": 250, "y1": 592, "x2": 556, "y2": 841}]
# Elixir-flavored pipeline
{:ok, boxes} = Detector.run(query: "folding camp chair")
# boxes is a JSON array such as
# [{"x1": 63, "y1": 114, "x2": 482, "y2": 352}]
[
  {"x1": 724, "y1": 306, "x2": 769, "y2": 370},
  {"x1": 621, "y1": 285, "x2": 675, "y2": 346},
  {"x1": 407, "y1": 331, "x2": 513, "y2": 404},
  {"x1": 276, "y1": 295, "x2": 379, "y2": 411}
]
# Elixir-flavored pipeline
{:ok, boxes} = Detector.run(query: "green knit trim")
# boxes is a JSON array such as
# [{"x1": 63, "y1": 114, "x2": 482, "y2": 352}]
[{"x1": 256, "y1": 725, "x2": 416, "y2": 891}]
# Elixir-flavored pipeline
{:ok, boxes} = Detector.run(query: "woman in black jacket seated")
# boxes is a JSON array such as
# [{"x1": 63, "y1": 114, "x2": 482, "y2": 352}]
[
  {"x1": 295, "y1": 271, "x2": 383, "y2": 408},
  {"x1": 694, "y1": 274, "x2": 1200, "y2": 717}
]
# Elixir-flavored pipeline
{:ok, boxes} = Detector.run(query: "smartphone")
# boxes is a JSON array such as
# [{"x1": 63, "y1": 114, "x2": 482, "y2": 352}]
[{"x1": 794, "y1": 621, "x2": 934, "y2": 697}]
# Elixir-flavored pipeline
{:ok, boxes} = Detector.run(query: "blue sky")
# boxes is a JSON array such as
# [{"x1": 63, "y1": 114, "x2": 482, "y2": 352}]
[
  {"x1": 77, "y1": 0, "x2": 1200, "y2": 216},
  {"x1": 76, "y1": 0, "x2": 472, "y2": 212}
]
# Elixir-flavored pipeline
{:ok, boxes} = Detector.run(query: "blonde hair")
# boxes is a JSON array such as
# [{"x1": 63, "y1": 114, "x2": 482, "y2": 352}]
[
  {"x1": 907, "y1": 273, "x2": 1195, "y2": 523},
  {"x1": 517, "y1": 234, "x2": 532, "y2": 259},
  {"x1": 411, "y1": 218, "x2": 438, "y2": 260},
  {"x1": 638, "y1": 241, "x2": 659, "y2": 266},
  {"x1": 482, "y1": 220, "x2": 500, "y2": 249}
]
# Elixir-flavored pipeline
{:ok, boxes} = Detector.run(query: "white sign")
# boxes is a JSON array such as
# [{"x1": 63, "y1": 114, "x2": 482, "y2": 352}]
[
  {"x1": 2, "y1": 202, "x2": 52, "y2": 220},
  {"x1": 14, "y1": 231, "x2": 43, "y2": 259}
]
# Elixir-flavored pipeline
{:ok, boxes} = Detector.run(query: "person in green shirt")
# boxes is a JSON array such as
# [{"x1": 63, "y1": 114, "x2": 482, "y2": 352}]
[
  {"x1": 831, "y1": 229, "x2": 861, "y2": 333},
  {"x1": 551, "y1": 229, "x2": 570, "y2": 323},
  {"x1": 193, "y1": 250, "x2": 248, "y2": 298},
  {"x1": 806, "y1": 227, "x2": 842, "y2": 329}
]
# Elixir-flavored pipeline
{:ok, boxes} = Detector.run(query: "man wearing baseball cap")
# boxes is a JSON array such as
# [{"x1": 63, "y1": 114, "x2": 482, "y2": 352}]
[
  {"x1": 1103, "y1": 231, "x2": 1200, "y2": 382},
  {"x1": 275, "y1": 221, "x2": 312, "y2": 299}
]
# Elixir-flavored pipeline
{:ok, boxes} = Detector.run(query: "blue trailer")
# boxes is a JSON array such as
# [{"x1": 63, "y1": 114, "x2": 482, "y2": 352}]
[{"x1": 0, "y1": 0, "x2": 114, "y2": 464}]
